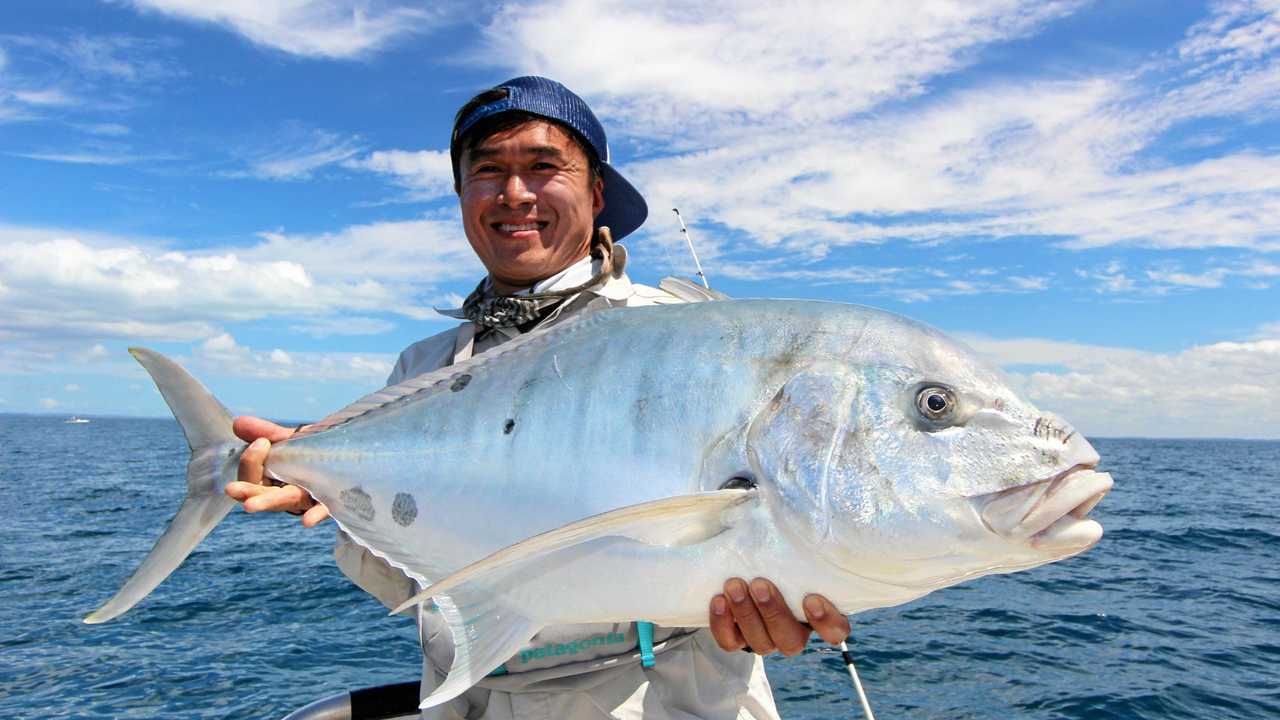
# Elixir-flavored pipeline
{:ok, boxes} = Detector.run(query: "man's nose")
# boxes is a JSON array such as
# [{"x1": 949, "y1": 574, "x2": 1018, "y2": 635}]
[{"x1": 499, "y1": 172, "x2": 536, "y2": 207}]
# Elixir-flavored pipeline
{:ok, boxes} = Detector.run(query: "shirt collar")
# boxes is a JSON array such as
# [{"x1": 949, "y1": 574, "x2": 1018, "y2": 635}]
[{"x1": 437, "y1": 251, "x2": 632, "y2": 319}]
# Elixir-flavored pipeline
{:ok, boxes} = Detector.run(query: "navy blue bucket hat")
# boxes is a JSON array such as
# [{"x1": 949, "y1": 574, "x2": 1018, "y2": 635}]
[{"x1": 451, "y1": 76, "x2": 648, "y2": 241}]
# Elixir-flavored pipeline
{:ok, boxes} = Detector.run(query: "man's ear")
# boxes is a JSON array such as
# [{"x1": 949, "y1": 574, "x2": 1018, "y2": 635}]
[{"x1": 592, "y1": 176, "x2": 605, "y2": 219}]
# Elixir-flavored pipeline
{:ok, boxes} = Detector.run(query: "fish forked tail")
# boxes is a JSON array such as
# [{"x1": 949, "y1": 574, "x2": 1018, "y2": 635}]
[{"x1": 83, "y1": 348, "x2": 245, "y2": 624}]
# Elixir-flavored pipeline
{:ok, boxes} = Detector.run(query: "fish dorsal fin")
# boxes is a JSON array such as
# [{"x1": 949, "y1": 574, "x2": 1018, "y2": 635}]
[
  {"x1": 658, "y1": 276, "x2": 730, "y2": 303},
  {"x1": 293, "y1": 312, "x2": 603, "y2": 439},
  {"x1": 395, "y1": 488, "x2": 756, "y2": 710}
]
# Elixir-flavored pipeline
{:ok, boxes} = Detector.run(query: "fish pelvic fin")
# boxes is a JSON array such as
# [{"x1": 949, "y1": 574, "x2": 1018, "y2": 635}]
[
  {"x1": 411, "y1": 489, "x2": 756, "y2": 709},
  {"x1": 83, "y1": 348, "x2": 243, "y2": 624}
]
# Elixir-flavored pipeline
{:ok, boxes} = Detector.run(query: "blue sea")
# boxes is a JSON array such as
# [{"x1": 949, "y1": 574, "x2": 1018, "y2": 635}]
[{"x1": 2, "y1": 414, "x2": 1277, "y2": 719}]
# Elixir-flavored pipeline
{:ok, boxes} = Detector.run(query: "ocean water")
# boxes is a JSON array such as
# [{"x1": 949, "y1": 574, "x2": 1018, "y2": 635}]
[{"x1": 1, "y1": 414, "x2": 1277, "y2": 719}]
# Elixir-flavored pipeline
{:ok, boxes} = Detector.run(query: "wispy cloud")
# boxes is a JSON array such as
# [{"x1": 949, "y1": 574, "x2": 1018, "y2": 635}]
[
  {"x1": 75, "y1": 122, "x2": 131, "y2": 136},
  {"x1": 290, "y1": 316, "x2": 396, "y2": 338},
  {"x1": 1074, "y1": 257, "x2": 1278, "y2": 295},
  {"x1": 0, "y1": 32, "x2": 182, "y2": 124},
  {"x1": 13, "y1": 150, "x2": 147, "y2": 165},
  {"x1": 122, "y1": 0, "x2": 443, "y2": 59},
  {"x1": 237, "y1": 129, "x2": 364, "y2": 181}
]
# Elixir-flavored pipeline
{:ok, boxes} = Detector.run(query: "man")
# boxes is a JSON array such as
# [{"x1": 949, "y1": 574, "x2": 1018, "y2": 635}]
[{"x1": 227, "y1": 76, "x2": 850, "y2": 719}]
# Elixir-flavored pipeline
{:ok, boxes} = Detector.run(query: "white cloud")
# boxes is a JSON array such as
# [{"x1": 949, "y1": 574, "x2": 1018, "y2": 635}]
[
  {"x1": 479, "y1": 0, "x2": 1279, "y2": 262},
  {"x1": 190, "y1": 332, "x2": 393, "y2": 382},
  {"x1": 1145, "y1": 268, "x2": 1229, "y2": 289},
  {"x1": 1180, "y1": 0, "x2": 1280, "y2": 64},
  {"x1": 0, "y1": 219, "x2": 476, "y2": 359},
  {"x1": 344, "y1": 148, "x2": 454, "y2": 199},
  {"x1": 964, "y1": 328, "x2": 1280, "y2": 439},
  {"x1": 482, "y1": 0, "x2": 1080, "y2": 138},
  {"x1": 65, "y1": 383, "x2": 82, "y2": 392},
  {"x1": 123, "y1": 0, "x2": 441, "y2": 59},
  {"x1": 39, "y1": 398, "x2": 59, "y2": 409},
  {"x1": 79, "y1": 344, "x2": 110, "y2": 362}
]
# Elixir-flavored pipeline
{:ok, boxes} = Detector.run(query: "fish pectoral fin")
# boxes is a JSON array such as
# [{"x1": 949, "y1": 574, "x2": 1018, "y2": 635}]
[
  {"x1": 404, "y1": 489, "x2": 757, "y2": 708},
  {"x1": 391, "y1": 489, "x2": 757, "y2": 617}
]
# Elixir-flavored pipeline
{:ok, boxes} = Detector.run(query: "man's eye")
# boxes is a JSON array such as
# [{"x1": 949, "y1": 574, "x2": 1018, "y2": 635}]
[
  {"x1": 472, "y1": 164, "x2": 500, "y2": 174},
  {"x1": 532, "y1": 161, "x2": 557, "y2": 170}
]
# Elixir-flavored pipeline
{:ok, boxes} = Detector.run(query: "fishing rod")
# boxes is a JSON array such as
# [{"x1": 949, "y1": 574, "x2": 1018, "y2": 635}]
[
  {"x1": 671, "y1": 208, "x2": 710, "y2": 289},
  {"x1": 841, "y1": 639, "x2": 877, "y2": 719}
]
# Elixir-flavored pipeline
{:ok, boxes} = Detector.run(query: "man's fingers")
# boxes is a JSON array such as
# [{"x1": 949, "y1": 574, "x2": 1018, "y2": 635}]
[
  {"x1": 749, "y1": 578, "x2": 810, "y2": 656},
  {"x1": 709, "y1": 595, "x2": 746, "y2": 651},
  {"x1": 724, "y1": 577, "x2": 776, "y2": 655},
  {"x1": 803, "y1": 594, "x2": 851, "y2": 645},
  {"x1": 232, "y1": 416, "x2": 296, "y2": 444},
  {"x1": 301, "y1": 503, "x2": 331, "y2": 528},
  {"x1": 243, "y1": 484, "x2": 311, "y2": 513},
  {"x1": 238, "y1": 437, "x2": 271, "y2": 485}
]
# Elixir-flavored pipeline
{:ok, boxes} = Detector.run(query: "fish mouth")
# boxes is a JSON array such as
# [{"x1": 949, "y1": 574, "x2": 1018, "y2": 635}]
[{"x1": 977, "y1": 465, "x2": 1113, "y2": 552}]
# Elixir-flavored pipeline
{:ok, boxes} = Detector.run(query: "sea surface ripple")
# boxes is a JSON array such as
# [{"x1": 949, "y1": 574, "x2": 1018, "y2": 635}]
[{"x1": 1, "y1": 415, "x2": 1276, "y2": 718}]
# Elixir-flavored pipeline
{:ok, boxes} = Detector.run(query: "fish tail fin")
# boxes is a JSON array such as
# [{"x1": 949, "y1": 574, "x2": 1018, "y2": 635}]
[{"x1": 83, "y1": 348, "x2": 243, "y2": 624}]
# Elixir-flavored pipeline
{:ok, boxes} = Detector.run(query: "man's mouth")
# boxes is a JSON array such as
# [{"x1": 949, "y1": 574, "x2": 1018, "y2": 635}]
[
  {"x1": 978, "y1": 465, "x2": 1113, "y2": 552},
  {"x1": 492, "y1": 221, "x2": 548, "y2": 235}
]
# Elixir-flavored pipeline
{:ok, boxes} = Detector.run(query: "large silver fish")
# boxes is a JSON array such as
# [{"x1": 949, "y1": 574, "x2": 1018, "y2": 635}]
[{"x1": 85, "y1": 297, "x2": 1112, "y2": 710}]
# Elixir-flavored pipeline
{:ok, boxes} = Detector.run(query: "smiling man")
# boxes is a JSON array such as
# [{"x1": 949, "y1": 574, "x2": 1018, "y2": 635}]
[{"x1": 227, "y1": 76, "x2": 849, "y2": 719}]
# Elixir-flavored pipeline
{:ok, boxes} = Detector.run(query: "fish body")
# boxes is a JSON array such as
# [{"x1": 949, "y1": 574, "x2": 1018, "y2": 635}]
[{"x1": 87, "y1": 298, "x2": 1112, "y2": 709}]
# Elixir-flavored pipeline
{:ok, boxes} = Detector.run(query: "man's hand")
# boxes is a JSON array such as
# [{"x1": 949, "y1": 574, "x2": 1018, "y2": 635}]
[
  {"x1": 709, "y1": 577, "x2": 849, "y2": 656},
  {"x1": 224, "y1": 416, "x2": 331, "y2": 528}
]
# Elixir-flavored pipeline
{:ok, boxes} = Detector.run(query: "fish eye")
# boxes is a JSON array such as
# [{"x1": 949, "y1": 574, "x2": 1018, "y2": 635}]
[{"x1": 915, "y1": 385, "x2": 956, "y2": 422}]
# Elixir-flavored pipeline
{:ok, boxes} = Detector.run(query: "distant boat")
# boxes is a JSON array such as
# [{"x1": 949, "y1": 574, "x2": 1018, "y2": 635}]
[{"x1": 64, "y1": 416, "x2": 91, "y2": 424}]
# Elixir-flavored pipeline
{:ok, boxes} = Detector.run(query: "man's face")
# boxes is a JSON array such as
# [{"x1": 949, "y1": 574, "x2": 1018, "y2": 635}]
[{"x1": 459, "y1": 120, "x2": 605, "y2": 291}]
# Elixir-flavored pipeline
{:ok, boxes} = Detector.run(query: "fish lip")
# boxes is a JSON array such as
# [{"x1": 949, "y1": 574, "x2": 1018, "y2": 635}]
[{"x1": 976, "y1": 464, "x2": 1113, "y2": 546}]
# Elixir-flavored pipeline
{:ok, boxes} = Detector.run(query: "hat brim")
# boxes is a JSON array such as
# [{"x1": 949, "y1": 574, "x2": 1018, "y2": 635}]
[{"x1": 596, "y1": 163, "x2": 647, "y2": 241}]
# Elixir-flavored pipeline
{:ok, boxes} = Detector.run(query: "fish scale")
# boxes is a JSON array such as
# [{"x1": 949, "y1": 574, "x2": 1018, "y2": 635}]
[{"x1": 85, "y1": 297, "x2": 1112, "y2": 711}]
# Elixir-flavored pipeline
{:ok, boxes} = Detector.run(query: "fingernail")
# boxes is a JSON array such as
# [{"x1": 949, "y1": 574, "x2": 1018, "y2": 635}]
[
  {"x1": 712, "y1": 596, "x2": 726, "y2": 616},
  {"x1": 727, "y1": 581, "x2": 747, "y2": 603},
  {"x1": 750, "y1": 579, "x2": 771, "y2": 604},
  {"x1": 804, "y1": 595, "x2": 825, "y2": 620}
]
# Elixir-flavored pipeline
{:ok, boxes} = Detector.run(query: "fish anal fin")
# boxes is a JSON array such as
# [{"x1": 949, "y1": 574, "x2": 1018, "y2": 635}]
[
  {"x1": 420, "y1": 596, "x2": 540, "y2": 710},
  {"x1": 392, "y1": 489, "x2": 755, "y2": 616}
]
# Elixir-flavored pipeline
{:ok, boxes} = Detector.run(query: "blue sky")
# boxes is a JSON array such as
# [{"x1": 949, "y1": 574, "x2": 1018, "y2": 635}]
[{"x1": 0, "y1": 0, "x2": 1276, "y2": 438}]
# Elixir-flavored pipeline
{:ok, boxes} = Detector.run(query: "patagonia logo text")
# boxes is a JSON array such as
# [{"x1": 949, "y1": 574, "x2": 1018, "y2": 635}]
[{"x1": 518, "y1": 632, "x2": 628, "y2": 664}]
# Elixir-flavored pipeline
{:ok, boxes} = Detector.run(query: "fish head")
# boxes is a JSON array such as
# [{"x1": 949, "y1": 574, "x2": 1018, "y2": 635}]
[{"x1": 747, "y1": 309, "x2": 1111, "y2": 605}]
